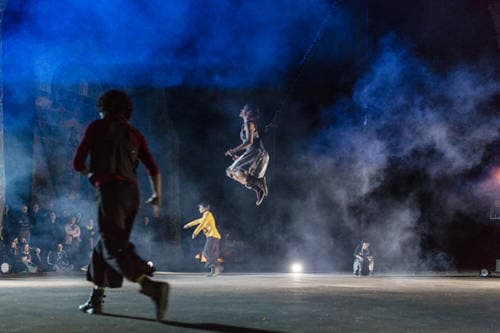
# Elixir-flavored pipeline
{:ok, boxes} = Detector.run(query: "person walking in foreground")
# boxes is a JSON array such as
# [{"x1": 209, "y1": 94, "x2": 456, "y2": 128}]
[
  {"x1": 183, "y1": 202, "x2": 223, "y2": 277},
  {"x1": 73, "y1": 89, "x2": 168, "y2": 320}
]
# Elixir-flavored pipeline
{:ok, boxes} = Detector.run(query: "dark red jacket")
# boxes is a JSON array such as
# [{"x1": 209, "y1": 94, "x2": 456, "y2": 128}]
[{"x1": 73, "y1": 118, "x2": 159, "y2": 187}]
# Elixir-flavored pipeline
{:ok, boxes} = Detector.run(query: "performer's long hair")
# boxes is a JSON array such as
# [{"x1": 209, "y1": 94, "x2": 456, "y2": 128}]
[
  {"x1": 97, "y1": 89, "x2": 133, "y2": 120},
  {"x1": 244, "y1": 103, "x2": 260, "y2": 122}
]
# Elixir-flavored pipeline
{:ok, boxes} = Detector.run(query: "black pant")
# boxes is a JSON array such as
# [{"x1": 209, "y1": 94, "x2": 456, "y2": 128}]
[
  {"x1": 203, "y1": 237, "x2": 220, "y2": 267},
  {"x1": 87, "y1": 181, "x2": 153, "y2": 288}
]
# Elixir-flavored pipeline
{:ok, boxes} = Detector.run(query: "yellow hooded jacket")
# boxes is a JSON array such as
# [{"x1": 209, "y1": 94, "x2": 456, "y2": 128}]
[{"x1": 185, "y1": 211, "x2": 221, "y2": 239}]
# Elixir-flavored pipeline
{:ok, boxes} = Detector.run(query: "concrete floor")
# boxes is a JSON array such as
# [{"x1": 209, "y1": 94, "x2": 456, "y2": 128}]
[{"x1": 1, "y1": 272, "x2": 500, "y2": 332}]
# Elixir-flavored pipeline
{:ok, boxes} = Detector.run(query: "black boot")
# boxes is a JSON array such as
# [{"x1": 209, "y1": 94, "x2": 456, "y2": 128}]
[
  {"x1": 207, "y1": 265, "x2": 216, "y2": 277},
  {"x1": 246, "y1": 175, "x2": 265, "y2": 205},
  {"x1": 79, "y1": 288, "x2": 105, "y2": 314},
  {"x1": 261, "y1": 176, "x2": 268, "y2": 197},
  {"x1": 254, "y1": 187, "x2": 265, "y2": 206},
  {"x1": 139, "y1": 277, "x2": 170, "y2": 321}
]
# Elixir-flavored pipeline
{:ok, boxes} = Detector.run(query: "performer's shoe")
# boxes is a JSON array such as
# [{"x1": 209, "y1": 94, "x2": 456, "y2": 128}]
[
  {"x1": 213, "y1": 264, "x2": 223, "y2": 277},
  {"x1": 139, "y1": 277, "x2": 170, "y2": 321},
  {"x1": 79, "y1": 288, "x2": 105, "y2": 315},
  {"x1": 261, "y1": 177, "x2": 268, "y2": 197},
  {"x1": 255, "y1": 188, "x2": 265, "y2": 206},
  {"x1": 256, "y1": 177, "x2": 267, "y2": 203},
  {"x1": 250, "y1": 175, "x2": 267, "y2": 194},
  {"x1": 207, "y1": 265, "x2": 216, "y2": 277},
  {"x1": 247, "y1": 175, "x2": 265, "y2": 205}
]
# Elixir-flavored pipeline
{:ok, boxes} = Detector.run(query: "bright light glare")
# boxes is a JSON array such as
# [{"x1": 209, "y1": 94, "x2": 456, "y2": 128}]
[{"x1": 290, "y1": 262, "x2": 303, "y2": 273}]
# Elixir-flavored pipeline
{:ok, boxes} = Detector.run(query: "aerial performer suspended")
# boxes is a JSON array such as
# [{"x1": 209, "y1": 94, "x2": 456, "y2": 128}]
[{"x1": 225, "y1": 104, "x2": 269, "y2": 205}]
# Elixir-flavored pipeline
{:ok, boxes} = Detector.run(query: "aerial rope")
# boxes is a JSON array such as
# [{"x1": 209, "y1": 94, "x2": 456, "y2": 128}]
[
  {"x1": 265, "y1": 0, "x2": 338, "y2": 133},
  {"x1": 225, "y1": 1, "x2": 339, "y2": 205}
]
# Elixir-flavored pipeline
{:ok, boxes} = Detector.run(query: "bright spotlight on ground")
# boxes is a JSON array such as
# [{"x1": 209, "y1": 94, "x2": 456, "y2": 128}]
[{"x1": 290, "y1": 262, "x2": 303, "y2": 273}]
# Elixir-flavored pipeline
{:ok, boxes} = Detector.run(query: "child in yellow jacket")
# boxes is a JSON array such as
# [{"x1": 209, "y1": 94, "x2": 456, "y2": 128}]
[{"x1": 183, "y1": 202, "x2": 222, "y2": 276}]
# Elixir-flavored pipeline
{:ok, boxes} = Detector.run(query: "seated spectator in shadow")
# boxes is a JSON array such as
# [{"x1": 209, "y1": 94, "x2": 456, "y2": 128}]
[
  {"x1": 30, "y1": 246, "x2": 46, "y2": 272},
  {"x1": 41, "y1": 211, "x2": 65, "y2": 253},
  {"x1": 0, "y1": 238, "x2": 7, "y2": 266},
  {"x1": 30, "y1": 203, "x2": 45, "y2": 222},
  {"x1": 20, "y1": 244, "x2": 40, "y2": 273},
  {"x1": 3, "y1": 204, "x2": 15, "y2": 243},
  {"x1": 0, "y1": 224, "x2": 5, "y2": 249},
  {"x1": 353, "y1": 240, "x2": 375, "y2": 276},
  {"x1": 64, "y1": 216, "x2": 81, "y2": 262},
  {"x1": 17, "y1": 204, "x2": 32, "y2": 244},
  {"x1": 47, "y1": 243, "x2": 74, "y2": 272},
  {"x1": 19, "y1": 237, "x2": 28, "y2": 247},
  {"x1": 77, "y1": 218, "x2": 97, "y2": 270},
  {"x1": 0, "y1": 233, "x2": 5, "y2": 253},
  {"x1": 9, "y1": 238, "x2": 18, "y2": 250},
  {"x1": 75, "y1": 212, "x2": 84, "y2": 225},
  {"x1": 30, "y1": 203, "x2": 46, "y2": 248},
  {"x1": 7, "y1": 239, "x2": 25, "y2": 273},
  {"x1": 80, "y1": 219, "x2": 96, "y2": 256}
]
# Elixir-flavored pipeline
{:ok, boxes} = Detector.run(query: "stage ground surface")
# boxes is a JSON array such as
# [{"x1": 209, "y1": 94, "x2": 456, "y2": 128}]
[{"x1": 1, "y1": 272, "x2": 500, "y2": 332}]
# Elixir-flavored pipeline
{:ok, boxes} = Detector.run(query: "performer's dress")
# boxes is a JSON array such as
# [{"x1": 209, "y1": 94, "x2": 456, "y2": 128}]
[{"x1": 227, "y1": 121, "x2": 269, "y2": 179}]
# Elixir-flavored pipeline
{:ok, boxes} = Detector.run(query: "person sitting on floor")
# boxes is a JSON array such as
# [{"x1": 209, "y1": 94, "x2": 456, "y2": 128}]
[
  {"x1": 19, "y1": 244, "x2": 40, "y2": 273},
  {"x1": 47, "y1": 243, "x2": 74, "y2": 272},
  {"x1": 353, "y1": 240, "x2": 375, "y2": 276}
]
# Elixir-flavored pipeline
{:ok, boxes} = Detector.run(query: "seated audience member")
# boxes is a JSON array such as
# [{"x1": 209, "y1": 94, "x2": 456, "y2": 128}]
[
  {"x1": 30, "y1": 203, "x2": 46, "y2": 248},
  {"x1": 19, "y1": 244, "x2": 40, "y2": 273},
  {"x1": 7, "y1": 239, "x2": 25, "y2": 273},
  {"x1": 80, "y1": 219, "x2": 96, "y2": 254},
  {"x1": 18, "y1": 237, "x2": 28, "y2": 247},
  {"x1": 42, "y1": 211, "x2": 65, "y2": 252},
  {"x1": 47, "y1": 243, "x2": 74, "y2": 272},
  {"x1": 65, "y1": 216, "x2": 81, "y2": 250},
  {"x1": 0, "y1": 238, "x2": 8, "y2": 271},
  {"x1": 0, "y1": 234, "x2": 5, "y2": 253},
  {"x1": 17, "y1": 204, "x2": 32, "y2": 243},
  {"x1": 3, "y1": 204, "x2": 15, "y2": 242},
  {"x1": 30, "y1": 246, "x2": 46, "y2": 272}
]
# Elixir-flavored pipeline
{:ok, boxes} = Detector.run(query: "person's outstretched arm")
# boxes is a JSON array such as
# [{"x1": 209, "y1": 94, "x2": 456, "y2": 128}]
[{"x1": 183, "y1": 217, "x2": 203, "y2": 229}]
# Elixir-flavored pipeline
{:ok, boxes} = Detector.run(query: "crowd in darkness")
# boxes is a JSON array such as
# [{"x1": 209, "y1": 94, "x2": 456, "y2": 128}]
[
  {"x1": 0, "y1": 199, "x2": 250, "y2": 274},
  {"x1": 0, "y1": 201, "x2": 99, "y2": 274}
]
